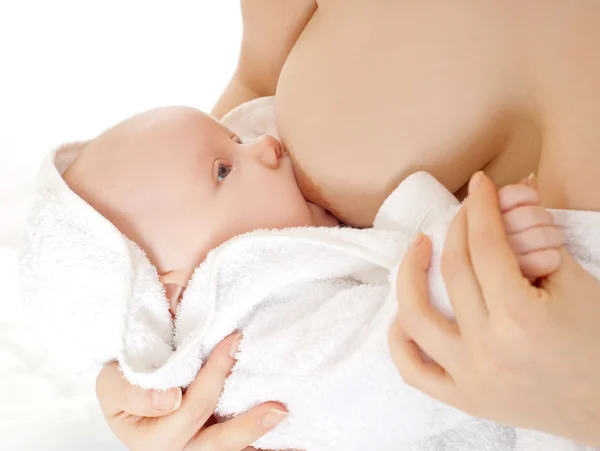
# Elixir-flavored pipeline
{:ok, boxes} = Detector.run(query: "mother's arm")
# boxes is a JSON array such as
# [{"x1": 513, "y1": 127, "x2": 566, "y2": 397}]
[
  {"x1": 389, "y1": 173, "x2": 600, "y2": 447},
  {"x1": 211, "y1": 0, "x2": 317, "y2": 118}
]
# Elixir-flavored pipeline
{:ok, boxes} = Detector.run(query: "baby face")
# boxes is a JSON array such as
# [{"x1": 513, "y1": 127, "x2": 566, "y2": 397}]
[{"x1": 64, "y1": 107, "x2": 338, "y2": 284}]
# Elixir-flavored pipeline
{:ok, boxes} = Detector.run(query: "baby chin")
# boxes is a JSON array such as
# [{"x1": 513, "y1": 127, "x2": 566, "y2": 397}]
[{"x1": 307, "y1": 201, "x2": 340, "y2": 227}]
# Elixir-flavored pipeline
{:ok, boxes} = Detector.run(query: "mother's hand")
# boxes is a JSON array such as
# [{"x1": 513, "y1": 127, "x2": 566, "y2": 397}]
[
  {"x1": 96, "y1": 335, "x2": 286, "y2": 451},
  {"x1": 389, "y1": 172, "x2": 600, "y2": 447}
]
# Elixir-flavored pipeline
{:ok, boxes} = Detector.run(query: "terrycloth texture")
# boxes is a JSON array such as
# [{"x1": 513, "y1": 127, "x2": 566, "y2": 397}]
[{"x1": 20, "y1": 142, "x2": 600, "y2": 450}]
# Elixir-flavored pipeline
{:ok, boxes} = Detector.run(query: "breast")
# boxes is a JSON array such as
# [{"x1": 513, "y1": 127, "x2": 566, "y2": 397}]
[{"x1": 275, "y1": 0, "x2": 540, "y2": 227}]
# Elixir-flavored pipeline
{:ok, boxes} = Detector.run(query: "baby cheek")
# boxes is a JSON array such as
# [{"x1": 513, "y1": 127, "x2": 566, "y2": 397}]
[
  {"x1": 252, "y1": 196, "x2": 313, "y2": 229},
  {"x1": 241, "y1": 172, "x2": 314, "y2": 228},
  {"x1": 268, "y1": 201, "x2": 315, "y2": 228}
]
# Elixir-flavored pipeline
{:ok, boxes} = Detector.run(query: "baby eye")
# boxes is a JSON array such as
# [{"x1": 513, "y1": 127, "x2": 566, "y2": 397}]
[
  {"x1": 217, "y1": 163, "x2": 232, "y2": 182},
  {"x1": 232, "y1": 135, "x2": 243, "y2": 144}
]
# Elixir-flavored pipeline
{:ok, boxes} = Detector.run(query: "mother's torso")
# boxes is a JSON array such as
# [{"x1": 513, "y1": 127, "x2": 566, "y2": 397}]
[{"x1": 276, "y1": 0, "x2": 600, "y2": 227}]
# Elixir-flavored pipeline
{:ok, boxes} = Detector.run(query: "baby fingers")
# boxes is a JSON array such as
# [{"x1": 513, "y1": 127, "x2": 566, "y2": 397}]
[
  {"x1": 517, "y1": 249, "x2": 562, "y2": 281},
  {"x1": 508, "y1": 226, "x2": 565, "y2": 255},
  {"x1": 498, "y1": 184, "x2": 540, "y2": 212},
  {"x1": 503, "y1": 205, "x2": 555, "y2": 234}
]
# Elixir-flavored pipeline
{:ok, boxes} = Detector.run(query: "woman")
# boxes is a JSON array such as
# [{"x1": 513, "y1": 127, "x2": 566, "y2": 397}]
[{"x1": 96, "y1": 1, "x2": 600, "y2": 449}]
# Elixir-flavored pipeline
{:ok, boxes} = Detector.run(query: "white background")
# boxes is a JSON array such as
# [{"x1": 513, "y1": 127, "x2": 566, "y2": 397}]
[{"x1": 0, "y1": 2, "x2": 242, "y2": 449}]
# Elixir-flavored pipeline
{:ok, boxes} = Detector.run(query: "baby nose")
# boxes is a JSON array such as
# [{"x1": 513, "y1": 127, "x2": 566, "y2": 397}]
[{"x1": 248, "y1": 135, "x2": 282, "y2": 168}]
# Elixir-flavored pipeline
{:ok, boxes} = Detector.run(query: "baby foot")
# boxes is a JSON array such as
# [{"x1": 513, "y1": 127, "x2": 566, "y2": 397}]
[{"x1": 498, "y1": 175, "x2": 565, "y2": 282}]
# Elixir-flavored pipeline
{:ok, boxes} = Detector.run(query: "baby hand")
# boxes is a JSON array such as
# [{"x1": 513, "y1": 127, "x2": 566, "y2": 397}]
[{"x1": 498, "y1": 176, "x2": 564, "y2": 282}]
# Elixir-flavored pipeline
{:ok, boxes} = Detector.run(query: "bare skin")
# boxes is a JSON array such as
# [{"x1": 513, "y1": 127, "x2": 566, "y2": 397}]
[
  {"x1": 98, "y1": 1, "x2": 600, "y2": 449},
  {"x1": 215, "y1": 0, "x2": 600, "y2": 227}
]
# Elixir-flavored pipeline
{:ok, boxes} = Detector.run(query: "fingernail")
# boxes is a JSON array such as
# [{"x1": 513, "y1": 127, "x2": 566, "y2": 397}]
[
  {"x1": 260, "y1": 408, "x2": 288, "y2": 428},
  {"x1": 229, "y1": 333, "x2": 242, "y2": 359},
  {"x1": 468, "y1": 171, "x2": 484, "y2": 194},
  {"x1": 409, "y1": 233, "x2": 424, "y2": 250},
  {"x1": 151, "y1": 388, "x2": 181, "y2": 411}
]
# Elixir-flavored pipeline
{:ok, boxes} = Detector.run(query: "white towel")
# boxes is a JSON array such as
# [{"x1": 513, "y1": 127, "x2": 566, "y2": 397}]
[{"x1": 20, "y1": 98, "x2": 600, "y2": 451}]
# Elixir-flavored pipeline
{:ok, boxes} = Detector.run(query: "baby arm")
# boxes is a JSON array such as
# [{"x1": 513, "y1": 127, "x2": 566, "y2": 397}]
[{"x1": 498, "y1": 177, "x2": 565, "y2": 282}]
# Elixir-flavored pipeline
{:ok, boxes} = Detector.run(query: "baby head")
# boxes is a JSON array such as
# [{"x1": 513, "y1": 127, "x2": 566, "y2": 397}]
[
  {"x1": 63, "y1": 106, "x2": 338, "y2": 280},
  {"x1": 63, "y1": 106, "x2": 338, "y2": 311}
]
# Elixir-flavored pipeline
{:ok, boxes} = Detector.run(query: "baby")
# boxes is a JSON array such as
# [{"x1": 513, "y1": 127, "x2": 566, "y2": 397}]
[
  {"x1": 21, "y1": 103, "x2": 580, "y2": 451},
  {"x1": 62, "y1": 106, "x2": 340, "y2": 317},
  {"x1": 63, "y1": 106, "x2": 559, "y2": 314}
]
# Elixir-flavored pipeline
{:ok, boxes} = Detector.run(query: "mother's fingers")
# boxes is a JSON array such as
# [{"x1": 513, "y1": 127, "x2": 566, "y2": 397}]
[
  {"x1": 441, "y1": 207, "x2": 488, "y2": 338},
  {"x1": 159, "y1": 334, "x2": 243, "y2": 448},
  {"x1": 464, "y1": 173, "x2": 528, "y2": 312},
  {"x1": 186, "y1": 402, "x2": 287, "y2": 451},
  {"x1": 96, "y1": 361, "x2": 181, "y2": 418},
  {"x1": 392, "y1": 233, "x2": 459, "y2": 400},
  {"x1": 388, "y1": 319, "x2": 455, "y2": 405}
]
